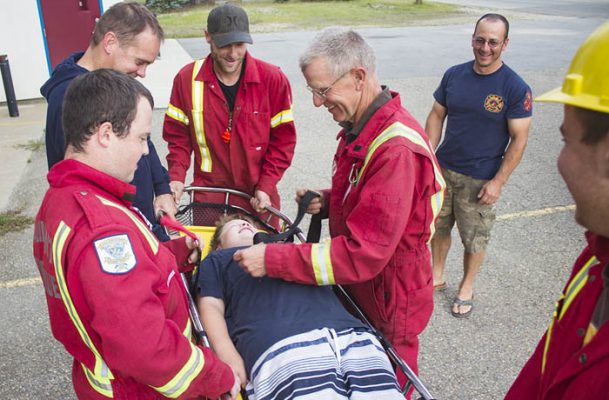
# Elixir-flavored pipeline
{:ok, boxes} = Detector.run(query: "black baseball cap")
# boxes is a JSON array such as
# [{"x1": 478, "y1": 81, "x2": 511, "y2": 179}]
[{"x1": 207, "y1": 4, "x2": 253, "y2": 48}]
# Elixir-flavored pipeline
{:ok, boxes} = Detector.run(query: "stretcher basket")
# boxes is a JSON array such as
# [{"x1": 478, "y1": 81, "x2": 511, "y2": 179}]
[{"x1": 174, "y1": 186, "x2": 436, "y2": 400}]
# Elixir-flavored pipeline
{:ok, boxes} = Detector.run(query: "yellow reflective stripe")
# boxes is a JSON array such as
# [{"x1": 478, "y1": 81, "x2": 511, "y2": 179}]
[
  {"x1": 166, "y1": 103, "x2": 189, "y2": 125},
  {"x1": 97, "y1": 196, "x2": 159, "y2": 255},
  {"x1": 310, "y1": 239, "x2": 335, "y2": 285},
  {"x1": 82, "y1": 363, "x2": 113, "y2": 398},
  {"x1": 52, "y1": 222, "x2": 114, "y2": 396},
  {"x1": 583, "y1": 323, "x2": 598, "y2": 346},
  {"x1": 541, "y1": 255, "x2": 598, "y2": 374},
  {"x1": 541, "y1": 306, "x2": 558, "y2": 375},
  {"x1": 151, "y1": 342, "x2": 205, "y2": 398},
  {"x1": 270, "y1": 107, "x2": 294, "y2": 128},
  {"x1": 428, "y1": 155, "x2": 445, "y2": 240},
  {"x1": 560, "y1": 256, "x2": 598, "y2": 320},
  {"x1": 354, "y1": 122, "x2": 446, "y2": 239},
  {"x1": 183, "y1": 318, "x2": 192, "y2": 339},
  {"x1": 192, "y1": 59, "x2": 212, "y2": 173}
]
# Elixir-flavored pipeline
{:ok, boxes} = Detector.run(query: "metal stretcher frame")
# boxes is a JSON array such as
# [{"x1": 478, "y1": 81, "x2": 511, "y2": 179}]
[{"x1": 175, "y1": 186, "x2": 436, "y2": 400}]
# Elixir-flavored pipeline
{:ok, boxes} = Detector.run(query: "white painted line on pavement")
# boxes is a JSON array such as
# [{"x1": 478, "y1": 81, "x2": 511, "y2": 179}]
[
  {"x1": 0, "y1": 119, "x2": 45, "y2": 127},
  {"x1": 0, "y1": 206, "x2": 576, "y2": 289},
  {"x1": 497, "y1": 204, "x2": 575, "y2": 221},
  {"x1": 0, "y1": 276, "x2": 41, "y2": 289}
]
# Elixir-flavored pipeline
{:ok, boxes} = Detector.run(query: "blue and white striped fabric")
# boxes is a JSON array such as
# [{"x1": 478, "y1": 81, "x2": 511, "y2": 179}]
[{"x1": 245, "y1": 328, "x2": 403, "y2": 399}]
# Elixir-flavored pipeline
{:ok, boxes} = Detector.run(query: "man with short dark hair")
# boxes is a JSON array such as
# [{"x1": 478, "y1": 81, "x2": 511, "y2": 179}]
[
  {"x1": 425, "y1": 13, "x2": 533, "y2": 317},
  {"x1": 163, "y1": 3, "x2": 296, "y2": 227},
  {"x1": 505, "y1": 22, "x2": 609, "y2": 399},
  {"x1": 40, "y1": 1, "x2": 175, "y2": 241},
  {"x1": 33, "y1": 69, "x2": 240, "y2": 399}
]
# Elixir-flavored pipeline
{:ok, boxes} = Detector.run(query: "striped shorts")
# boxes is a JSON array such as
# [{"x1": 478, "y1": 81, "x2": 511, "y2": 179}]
[{"x1": 245, "y1": 328, "x2": 404, "y2": 399}]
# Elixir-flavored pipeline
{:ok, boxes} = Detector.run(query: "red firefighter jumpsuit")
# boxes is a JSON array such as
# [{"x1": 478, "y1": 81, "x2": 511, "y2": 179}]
[
  {"x1": 263, "y1": 92, "x2": 446, "y2": 387},
  {"x1": 505, "y1": 232, "x2": 609, "y2": 399},
  {"x1": 163, "y1": 52, "x2": 296, "y2": 226},
  {"x1": 33, "y1": 160, "x2": 235, "y2": 399}
]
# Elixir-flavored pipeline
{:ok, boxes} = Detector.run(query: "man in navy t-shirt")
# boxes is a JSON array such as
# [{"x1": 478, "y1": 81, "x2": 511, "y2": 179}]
[
  {"x1": 196, "y1": 215, "x2": 403, "y2": 399},
  {"x1": 40, "y1": 3, "x2": 175, "y2": 241},
  {"x1": 425, "y1": 13, "x2": 532, "y2": 318}
]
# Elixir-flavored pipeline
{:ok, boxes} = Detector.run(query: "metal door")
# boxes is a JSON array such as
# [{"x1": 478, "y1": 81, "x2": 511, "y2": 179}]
[{"x1": 38, "y1": 0, "x2": 102, "y2": 73}]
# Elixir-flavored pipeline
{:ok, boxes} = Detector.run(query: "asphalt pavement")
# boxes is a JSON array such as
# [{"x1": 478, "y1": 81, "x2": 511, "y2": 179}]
[{"x1": 1, "y1": 1, "x2": 607, "y2": 399}]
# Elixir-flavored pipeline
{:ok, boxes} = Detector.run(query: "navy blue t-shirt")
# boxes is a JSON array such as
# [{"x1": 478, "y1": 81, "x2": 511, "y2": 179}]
[
  {"x1": 434, "y1": 61, "x2": 532, "y2": 180},
  {"x1": 196, "y1": 247, "x2": 365, "y2": 374}
]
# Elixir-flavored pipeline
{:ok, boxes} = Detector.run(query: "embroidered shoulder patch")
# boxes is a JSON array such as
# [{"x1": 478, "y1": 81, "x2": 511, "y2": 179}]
[
  {"x1": 94, "y1": 234, "x2": 137, "y2": 274},
  {"x1": 523, "y1": 91, "x2": 532, "y2": 112}
]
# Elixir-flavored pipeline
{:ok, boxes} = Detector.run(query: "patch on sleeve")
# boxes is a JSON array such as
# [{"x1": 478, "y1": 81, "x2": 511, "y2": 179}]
[{"x1": 94, "y1": 234, "x2": 137, "y2": 274}]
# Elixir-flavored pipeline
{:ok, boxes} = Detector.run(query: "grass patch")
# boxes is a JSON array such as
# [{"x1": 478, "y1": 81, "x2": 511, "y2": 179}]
[
  {"x1": 14, "y1": 138, "x2": 45, "y2": 152},
  {"x1": 0, "y1": 210, "x2": 34, "y2": 236},
  {"x1": 158, "y1": 0, "x2": 461, "y2": 38}
]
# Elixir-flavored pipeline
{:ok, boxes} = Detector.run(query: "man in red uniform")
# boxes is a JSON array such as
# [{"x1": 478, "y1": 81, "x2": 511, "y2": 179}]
[
  {"x1": 233, "y1": 27, "x2": 445, "y2": 393},
  {"x1": 33, "y1": 69, "x2": 240, "y2": 399},
  {"x1": 505, "y1": 22, "x2": 609, "y2": 400},
  {"x1": 163, "y1": 3, "x2": 296, "y2": 225}
]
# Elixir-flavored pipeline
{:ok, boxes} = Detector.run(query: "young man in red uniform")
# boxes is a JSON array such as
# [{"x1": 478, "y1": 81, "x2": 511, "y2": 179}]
[
  {"x1": 163, "y1": 4, "x2": 296, "y2": 225},
  {"x1": 233, "y1": 27, "x2": 445, "y2": 394},
  {"x1": 505, "y1": 22, "x2": 609, "y2": 399},
  {"x1": 33, "y1": 69, "x2": 240, "y2": 399}
]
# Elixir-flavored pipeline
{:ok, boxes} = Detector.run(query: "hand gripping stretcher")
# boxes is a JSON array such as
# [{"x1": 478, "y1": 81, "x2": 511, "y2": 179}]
[{"x1": 169, "y1": 186, "x2": 436, "y2": 400}]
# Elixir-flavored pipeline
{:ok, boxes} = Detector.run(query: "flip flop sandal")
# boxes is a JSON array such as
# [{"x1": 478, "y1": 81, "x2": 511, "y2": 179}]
[
  {"x1": 451, "y1": 295, "x2": 474, "y2": 318},
  {"x1": 433, "y1": 282, "x2": 447, "y2": 292}
]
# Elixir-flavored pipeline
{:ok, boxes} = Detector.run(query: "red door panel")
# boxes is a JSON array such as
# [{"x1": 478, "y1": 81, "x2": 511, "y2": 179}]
[{"x1": 39, "y1": 0, "x2": 101, "y2": 70}]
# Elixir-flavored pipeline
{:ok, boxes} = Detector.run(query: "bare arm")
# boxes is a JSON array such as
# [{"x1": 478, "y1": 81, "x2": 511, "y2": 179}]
[
  {"x1": 478, "y1": 116, "x2": 532, "y2": 205},
  {"x1": 425, "y1": 101, "x2": 447, "y2": 150},
  {"x1": 198, "y1": 296, "x2": 247, "y2": 386}
]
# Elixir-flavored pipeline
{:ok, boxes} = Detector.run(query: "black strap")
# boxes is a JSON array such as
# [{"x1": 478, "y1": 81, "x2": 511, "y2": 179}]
[
  {"x1": 253, "y1": 190, "x2": 321, "y2": 244},
  {"x1": 306, "y1": 213, "x2": 322, "y2": 243}
]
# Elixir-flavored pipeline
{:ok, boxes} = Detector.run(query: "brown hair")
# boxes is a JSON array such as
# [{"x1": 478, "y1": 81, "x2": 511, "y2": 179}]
[
  {"x1": 210, "y1": 214, "x2": 256, "y2": 250},
  {"x1": 63, "y1": 69, "x2": 153, "y2": 153},
  {"x1": 474, "y1": 13, "x2": 510, "y2": 39},
  {"x1": 91, "y1": 2, "x2": 164, "y2": 47}
]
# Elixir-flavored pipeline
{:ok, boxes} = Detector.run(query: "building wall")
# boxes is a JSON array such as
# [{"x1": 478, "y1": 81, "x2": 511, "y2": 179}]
[{"x1": 0, "y1": 0, "x2": 120, "y2": 102}]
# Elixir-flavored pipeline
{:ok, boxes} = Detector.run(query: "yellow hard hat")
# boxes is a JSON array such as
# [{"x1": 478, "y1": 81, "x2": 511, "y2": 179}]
[{"x1": 536, "y1": 22, "x2": 609, "y2": 113}]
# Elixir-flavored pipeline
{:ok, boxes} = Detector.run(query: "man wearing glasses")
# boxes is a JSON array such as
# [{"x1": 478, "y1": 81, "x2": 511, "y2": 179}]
[
  {"x1": 163, "y1": 4, "x2": 296, "y2": 227},
  {"x1": 425, "y1": 13, "x2": 532, "y2": 318},
  {"x1": 234, "y1": 27, "x2": 446, "y2": 394}
]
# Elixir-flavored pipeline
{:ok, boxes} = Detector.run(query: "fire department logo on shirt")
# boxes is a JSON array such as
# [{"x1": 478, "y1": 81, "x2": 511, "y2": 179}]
[
  {"x1": 94, "y1": 234, "x2": 136, "y2": 274},
  {"x1": 523, "y1": 90, "x2": 532, "y2": 112},
  {"x1": 484, "y1": 94, "x2": 504, "y2": 113}
]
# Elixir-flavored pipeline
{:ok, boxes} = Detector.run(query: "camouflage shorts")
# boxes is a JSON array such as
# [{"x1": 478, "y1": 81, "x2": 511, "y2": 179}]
[{"x1": 434, "y1": 168, "x2": 496, "y2": 253}]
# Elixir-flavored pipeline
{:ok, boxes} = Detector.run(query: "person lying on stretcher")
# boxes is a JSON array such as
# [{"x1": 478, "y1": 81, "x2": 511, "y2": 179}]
[{"x1": 196, "y1": 214, "x2": 404, "y2": 399}]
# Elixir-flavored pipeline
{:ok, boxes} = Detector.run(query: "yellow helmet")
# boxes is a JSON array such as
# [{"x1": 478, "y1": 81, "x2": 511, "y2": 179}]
[{"x1": 536, "y1": 22, "x2": 609, "y2": 114}]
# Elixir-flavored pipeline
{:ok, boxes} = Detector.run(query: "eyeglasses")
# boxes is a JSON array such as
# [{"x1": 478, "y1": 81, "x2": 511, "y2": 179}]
[
  {"x1": 306, "y1": 70, "x2": 350, "y2": 100},
  {"x1": 472, "y1": 37, "x2": 504, "y2": 49}
]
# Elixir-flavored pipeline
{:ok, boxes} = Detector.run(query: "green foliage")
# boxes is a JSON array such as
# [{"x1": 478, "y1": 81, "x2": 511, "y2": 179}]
[
  {"x1": 146, "y1": 0, "x2": 192, "y2": 13},
  {"x1": 157, "y1": 0, "x2": 460, "y2": 38},
  {"x1": 13, "y1": 138, "x2": 45, "y2": 152},
  {"x1": 0, "y1": 210, "x2": 33, "y2": 236}
]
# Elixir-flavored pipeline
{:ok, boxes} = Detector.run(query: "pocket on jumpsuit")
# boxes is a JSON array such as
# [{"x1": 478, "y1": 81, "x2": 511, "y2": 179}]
[
  {"x1": 397, "y1": 252, "x2": 433, "y2": 342},
  {"x1": 246, "y1": 111, "x2": 270, "y2": 180}
]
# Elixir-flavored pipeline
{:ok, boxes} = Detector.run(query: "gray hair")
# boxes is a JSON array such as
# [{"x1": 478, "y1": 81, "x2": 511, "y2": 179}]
[{"x1": 299, "y1": 27, "x2": 376, "y2": 78}]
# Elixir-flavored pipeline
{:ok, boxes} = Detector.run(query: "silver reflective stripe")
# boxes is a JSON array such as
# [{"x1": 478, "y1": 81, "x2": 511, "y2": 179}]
[{"x1": 82, "y1": 363, "x2": 113, "y2": 398}]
